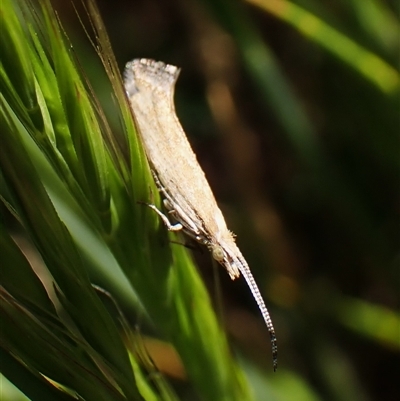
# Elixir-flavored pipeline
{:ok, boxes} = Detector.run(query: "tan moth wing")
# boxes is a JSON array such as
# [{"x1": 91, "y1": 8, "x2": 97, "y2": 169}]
[{"x1": 124, "y1": 58, "x2": 278, "y2": 371}]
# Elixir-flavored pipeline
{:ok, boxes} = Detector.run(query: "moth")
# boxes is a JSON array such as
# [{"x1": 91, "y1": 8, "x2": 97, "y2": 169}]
[{"x1": 124, "y1": 58, "x2": 278, "y2": 371}]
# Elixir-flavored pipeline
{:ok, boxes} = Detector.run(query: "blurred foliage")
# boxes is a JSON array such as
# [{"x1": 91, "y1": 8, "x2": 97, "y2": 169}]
[{"x1": 1, "y1": 0, "x2": 399, "y2": 401}]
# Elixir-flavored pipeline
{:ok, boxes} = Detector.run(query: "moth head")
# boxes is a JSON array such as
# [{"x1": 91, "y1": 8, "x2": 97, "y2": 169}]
[
  {"x1": 211, "y1": 244, "x2": 225, "y2": 262},
  {"x1": 209, "y1": 243, "x2": 240, "y2": 280}
]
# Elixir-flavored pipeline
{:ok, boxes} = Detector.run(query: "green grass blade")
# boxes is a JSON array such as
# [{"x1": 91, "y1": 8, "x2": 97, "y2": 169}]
[
  {"x1": 0, "y1": 350, "x2": 74, "y2": 401},
  {"x1": 247, "y1": 0, "x2": 400, "y2": 94},
  {"x1": 1, "y1": 95, "x2": 141, "y2": 400},
  {"x1": 335, "y1": 296, "x2": 400, "y2": 349},
  {"x1": 0, "y1": 228, "x2": 55, "y2": 314},
  {"x1": 347, "y1": 0, "x2": 400, "y2": 56}
]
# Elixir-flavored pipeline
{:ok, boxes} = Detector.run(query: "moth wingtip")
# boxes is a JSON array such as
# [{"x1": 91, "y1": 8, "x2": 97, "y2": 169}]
[
  {"x1": 124, "y1": 58, "x2": 180, "y2": 95},
  {"x1": 123, "y1": 65, "x2": 138, "y2": 97}
]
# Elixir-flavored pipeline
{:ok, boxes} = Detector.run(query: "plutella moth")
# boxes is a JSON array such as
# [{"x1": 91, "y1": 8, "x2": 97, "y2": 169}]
[{"x1": 124, "y1": 58, "x2": 278, "y2": 371}]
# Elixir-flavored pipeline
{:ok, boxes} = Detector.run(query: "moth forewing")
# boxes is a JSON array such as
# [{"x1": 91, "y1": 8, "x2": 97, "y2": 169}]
[{"x1": 124, "y1": 58, "x2": 278, "y2": 371}]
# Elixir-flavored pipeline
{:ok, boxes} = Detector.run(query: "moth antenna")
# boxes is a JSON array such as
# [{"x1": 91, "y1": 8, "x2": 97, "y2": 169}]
[{"x1": 236, "y1": 257, "x2": 278, "y2": 371}]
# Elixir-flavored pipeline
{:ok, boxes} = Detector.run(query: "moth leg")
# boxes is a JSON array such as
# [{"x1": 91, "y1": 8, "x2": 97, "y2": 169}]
[{"x1": 138, "y1": 201, "x2": 183, "y2": 231}]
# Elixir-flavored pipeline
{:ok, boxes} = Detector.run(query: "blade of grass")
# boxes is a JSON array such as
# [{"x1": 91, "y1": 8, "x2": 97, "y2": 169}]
[
  {"x1": 335, "y1": 295, "x2": 400, "y2": 349},
  {"x1": 347, "y1": 0, "x2": 400, "y2": 55},
  {"x1": 0, "y1": 229, "x2": 56, "y2": 314},
  {"x1": 0, "y1": 349, "x2": 75, "y2": 401},
  {"x1": 246, "y1": 0, "x2": 400, "y2": 94},
  {"x1": 1, "y1": 94, "x2": 142, "y2": 400},
  {"x1": 1, "y1": 287, "x2": 129, "y2": 401}
]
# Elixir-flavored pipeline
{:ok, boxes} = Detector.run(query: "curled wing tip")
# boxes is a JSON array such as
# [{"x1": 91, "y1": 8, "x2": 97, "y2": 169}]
[{"x1": 124, "y1": 58, "x2": 180, "y2": 97}]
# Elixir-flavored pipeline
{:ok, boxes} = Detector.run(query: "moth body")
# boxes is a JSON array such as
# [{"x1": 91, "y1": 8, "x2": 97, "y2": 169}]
[{"x1": 124, "y1": 58, "x2": 278, "y2": 371}]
